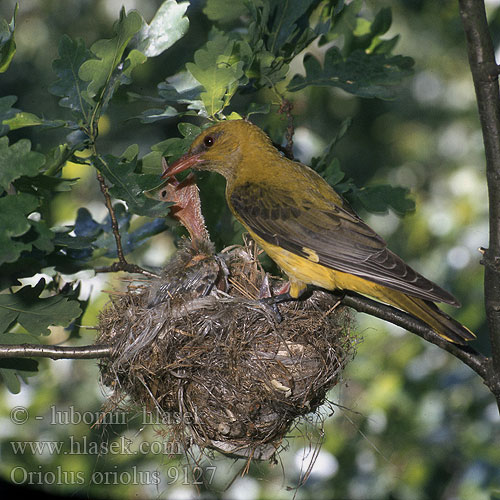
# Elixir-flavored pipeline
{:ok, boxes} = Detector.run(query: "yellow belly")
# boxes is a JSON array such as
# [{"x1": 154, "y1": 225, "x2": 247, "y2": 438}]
[{"x1": 252, "y1": 233, "x2": 371, "y2": 297}]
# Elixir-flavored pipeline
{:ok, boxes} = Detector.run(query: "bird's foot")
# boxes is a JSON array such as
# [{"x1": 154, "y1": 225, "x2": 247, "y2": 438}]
[{"x1": 259, "y1": 291, "x2": 295, "y2": 323}]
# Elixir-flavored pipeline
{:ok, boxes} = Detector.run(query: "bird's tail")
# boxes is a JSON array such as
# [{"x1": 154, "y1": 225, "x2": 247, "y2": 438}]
[{"x1": 384, "y1": 291, "x2": 475, "y2": 345}]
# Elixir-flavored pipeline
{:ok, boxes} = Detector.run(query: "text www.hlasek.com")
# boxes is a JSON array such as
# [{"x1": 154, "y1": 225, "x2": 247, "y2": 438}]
[{"x1": 10, "y1": 435, "x2": 184, "y2": 456}]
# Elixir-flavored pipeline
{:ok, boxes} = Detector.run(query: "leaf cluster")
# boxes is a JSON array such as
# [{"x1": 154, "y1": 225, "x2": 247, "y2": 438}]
[
  {"x1": 141, "y1": 0, "x2": 414, "y2": 121},
  {"x1": 0, "y1": 1, "x2": 190, "y2": 391}
]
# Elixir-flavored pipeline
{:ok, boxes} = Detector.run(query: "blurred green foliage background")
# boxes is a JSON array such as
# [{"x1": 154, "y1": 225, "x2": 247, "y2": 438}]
[{"x1": 0, "y1": 0, "x2": 498, "y2": 499}]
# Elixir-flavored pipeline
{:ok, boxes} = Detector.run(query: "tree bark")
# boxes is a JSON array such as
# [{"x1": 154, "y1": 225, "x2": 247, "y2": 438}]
[
  {"x1": 0, "y1": 344, "x2": 111, "y2": 360},
  {"x1": 458, "y1": 0, "x2": 500, "y2": 407}
]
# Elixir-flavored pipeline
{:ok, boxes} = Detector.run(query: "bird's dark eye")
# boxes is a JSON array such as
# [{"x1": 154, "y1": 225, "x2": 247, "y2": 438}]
[{"x1": 204, "y1": 135, "x2": 215, "y2": 148}]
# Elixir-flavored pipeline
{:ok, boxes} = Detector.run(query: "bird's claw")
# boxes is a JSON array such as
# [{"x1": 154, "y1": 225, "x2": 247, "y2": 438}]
[
  {"x1": 258, "y1": 298, "x2": 283, "y2": 323},
  {"x1": 259, "y1": 292, "x2": 294, "y2": 323}
]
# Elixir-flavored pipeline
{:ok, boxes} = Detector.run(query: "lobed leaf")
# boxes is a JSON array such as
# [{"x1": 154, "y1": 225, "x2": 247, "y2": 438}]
[
  {"x1": 2, "y1": 111, "x2": 43, "y2": 131},
  {"x1": 288, "y1": 46, "x2": 414, "y2": 99},
  {"x1": 0, "y1": 193, "x2": 40, "y2": 265},
  {"x1": 25, "y1": 220, "x2": 55, "y2": 253},
  {"x1": 186, "y1": 35, "x2": 244, "y2": 116},
  {"x1": 79, "y1": 9, "x2": 143, "y2": 100},
  {"x1": 0, "y1": 136, "x2": 45, "y2": 190},
  {"x1": 157, "y1": 73, "x2": 203, "y2": 103},
  {"x1": 265, "y1": 0, "x2": 316, "y2": 55},
  {"x1": 0, "y1": 279, "x2": 82, "y2": 336},
  {"x1": 356, "y1": 185, "x2": 415, "y2": 216},
  {"x1": 93, "y1": 155, "x2": 171, "y2": 217},
  {"x1": 135, "y1": 0, "x2": 189, "y2": 57},
  {"x1": 138, "y1": 106, "x2": 178, "y2": 123},
  {"x1": 49, "y1": 35, "x2": 93, "y2": 115},
  {"x1": 0, "y1": 3, "x2": 17, "y2": 73},
  {"x1": 203, "y1": 0, "x2": 250, "y2": 23}
]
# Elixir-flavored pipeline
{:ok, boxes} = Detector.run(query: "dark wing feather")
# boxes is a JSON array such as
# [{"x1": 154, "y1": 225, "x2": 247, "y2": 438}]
[{"x1": 230, "y1": 182, "x2": 459, "y2": 306}]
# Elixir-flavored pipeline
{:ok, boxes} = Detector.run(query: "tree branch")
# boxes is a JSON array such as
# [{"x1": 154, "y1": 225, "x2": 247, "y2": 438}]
[
  {"x1": 0, "y1": 344, "x2": 111, "y2": 360},
  {"x1": 2, "y1": 292, "x2": 498, "y2": 401},
  {"x1": 341, "y1": 293, "x2": 485, "y2": 373},
  {"x1": 341, "y1": 291, "x2": 500, "y2": 401},
  {"x1": 458, "y1": 0, "x2": 500, "y2": 405}
]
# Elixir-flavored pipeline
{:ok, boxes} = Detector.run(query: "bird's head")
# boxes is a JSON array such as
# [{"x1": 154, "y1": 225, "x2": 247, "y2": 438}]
[{"x1": 161, "y1": 119, "x2": 275, "y2": 182}]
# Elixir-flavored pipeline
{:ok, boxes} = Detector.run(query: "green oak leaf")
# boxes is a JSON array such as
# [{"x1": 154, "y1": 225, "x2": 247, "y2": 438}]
[
  {"x1": 14, "y1": 174, "x2": 78, "y2": 195},
  {"x1": 186, "y1": 35, "x2": 244, "y2": 116},
  {"x1": 138, "y1": 106, "x2": 178, "y2": 124},
  {"x1": 121, "y1": 49, "x2": 147, "y2": 83},
  {"x1": 157, "y1": 72, "x2": 203, "y2": 104},
  {"x1": 0, "y1": 331, "x2": 39, "y2": 394},
  {"x1": 79, "y1": 9, "x2": 143, "y2": 100},
  {"x1": 0, "y1": 279, "x2": 82, "y2": 336},
  {"x1": 203, "y1": 0, "x2": 250, "y2": 23},
  {"x1": 356, "y1": 185, "x2": 415, "y2": 216},
  {"x1": 94, "y1": 155, "x2": 171, "y2": 217},
  {"x1": 0, "y1": 95, "x2": 59, "y2": 135},
  {"x1": 0, "y1": 95, "x2": 19, "y2": 136},
  {"x1": 320, "y1": 158, "x2": 346, "y2": 187},
  {"x1": 0, "y1": 136, "x2": 46, "y2": 190},
  {"x1": 0, "y1": 193, "x2": 40, "y2": 265},
  {"x1": 265, "y1": 0, "x2": 316, "y2": 55},
  {"x1": 2, "y1": 111, "x2": 43, "y2": 130},
  {"x1": 329, "y1": 0, "x2": 363, "y2": 44},
  {"x1": 142, "y1": 123, "x2": 202, "y2": 174},
  {"x1": 0, "y1": 3, "x2": 17, "y2": 73},
  {"x1": 49, "y1": 35, "x2": 92, "y2": 114},
  {"x1": 288, "y1": 47, "x2": 414, "y2": 99},
  {"x1": 135, "y1": 0, "x2": 189, "y2": 57},
  {"x1": 25, "y1": 220, "x2": 55, "y2": 253}
]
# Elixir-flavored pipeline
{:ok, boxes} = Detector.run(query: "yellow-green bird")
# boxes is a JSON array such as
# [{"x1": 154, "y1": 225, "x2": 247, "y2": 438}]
[{"x1": 162, "y1": 119, "x2": 474, "y2": 345}]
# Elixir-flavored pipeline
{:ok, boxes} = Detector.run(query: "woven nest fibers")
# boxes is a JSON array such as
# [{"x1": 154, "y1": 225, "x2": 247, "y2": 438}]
[{"x1": 97, "y1": 240, "x2": 357, "y2": 462}]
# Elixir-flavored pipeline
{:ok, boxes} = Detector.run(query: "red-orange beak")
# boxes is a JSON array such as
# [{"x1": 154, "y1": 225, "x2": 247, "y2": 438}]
[{"x1": 161, "y1": 153, "x2": 204, "y2": 179}]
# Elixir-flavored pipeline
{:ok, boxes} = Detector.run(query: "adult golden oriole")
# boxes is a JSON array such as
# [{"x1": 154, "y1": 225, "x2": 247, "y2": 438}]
[{"x1": 162, "y1": 119, "x2": 474, "y2": 345}]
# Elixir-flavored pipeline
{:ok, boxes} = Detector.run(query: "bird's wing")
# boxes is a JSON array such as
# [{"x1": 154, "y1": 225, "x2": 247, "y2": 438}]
[{"x1": 229, "y1": 181, "x2": 459, "y2": 305}]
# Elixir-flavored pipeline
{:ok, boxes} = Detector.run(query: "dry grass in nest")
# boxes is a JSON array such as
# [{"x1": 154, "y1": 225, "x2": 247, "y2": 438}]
[{"x1": 97, "y1": 239, "x2": 356, "y2": 462}]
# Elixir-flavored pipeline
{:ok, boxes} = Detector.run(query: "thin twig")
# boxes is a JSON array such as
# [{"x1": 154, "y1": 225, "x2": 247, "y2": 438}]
[
  {"x1": 95, "y1": 261, "x2": 159, "y2": 277},
  {"x1": 96, "y1": 170, "x2": 127, "y2": 265},
  {"x1": 93, "y1": 170, "x2": 157, "y2": 277}
]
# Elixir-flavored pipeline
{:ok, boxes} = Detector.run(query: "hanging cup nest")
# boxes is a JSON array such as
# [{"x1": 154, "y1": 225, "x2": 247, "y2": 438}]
[
  {"x1": 96, "y1": 173, "x2": 357, "y2": 462},
  {"x1": 97, "y1": 240, "x2": 356, "y2": 461}
]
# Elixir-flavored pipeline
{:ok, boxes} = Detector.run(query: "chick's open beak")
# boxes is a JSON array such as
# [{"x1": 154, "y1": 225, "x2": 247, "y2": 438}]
[{"x1": 161, "y1": 153, "x2": 204, "y2": 179}]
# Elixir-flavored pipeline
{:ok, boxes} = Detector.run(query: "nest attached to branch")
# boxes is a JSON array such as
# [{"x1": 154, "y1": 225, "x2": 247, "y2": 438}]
[{"x1": 97, "y1": 239, "x2": 356, "y2": 462}]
